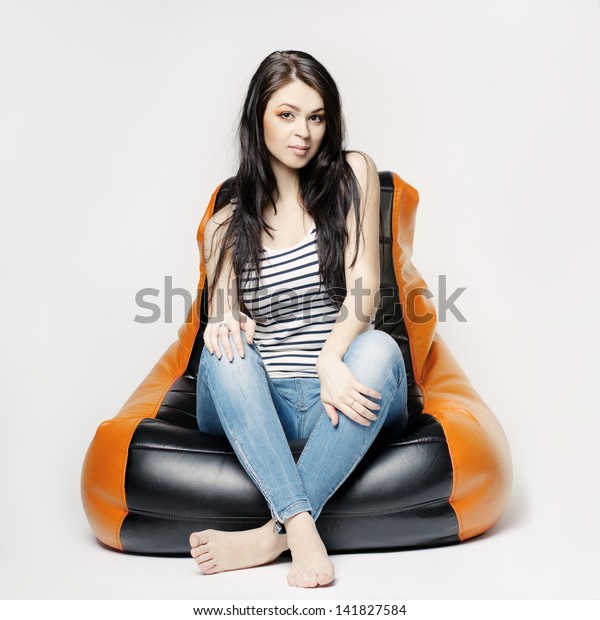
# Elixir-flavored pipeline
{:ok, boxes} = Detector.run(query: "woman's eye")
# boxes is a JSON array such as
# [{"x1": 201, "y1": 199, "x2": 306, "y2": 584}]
[{"x1": 279, "y1": 112, "x2": 324, "y2": 122}]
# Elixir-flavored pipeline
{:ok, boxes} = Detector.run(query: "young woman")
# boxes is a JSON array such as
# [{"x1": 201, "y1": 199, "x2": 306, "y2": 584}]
[{"x1": 190, "y1": 50, "x2": 409, "y2": 588}]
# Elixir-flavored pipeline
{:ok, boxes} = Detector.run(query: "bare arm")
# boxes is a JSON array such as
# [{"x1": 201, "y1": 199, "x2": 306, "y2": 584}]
[
  {"x1": 203, "y1": 205, "x2": 237, "y2": 317},
  {"x1": 316, "y1": 151, "x2": 382, "y2": 426},
  {"x1": 203, "y1": 205, "x2": 256, "y2": 361},
  {"x1": 317, "y1": 150, "x2": 381, "y2": 361}
]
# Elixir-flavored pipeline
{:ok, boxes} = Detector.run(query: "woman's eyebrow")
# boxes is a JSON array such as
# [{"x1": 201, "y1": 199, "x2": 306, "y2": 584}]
[{"x1": 277, "y1": 103, "x2": 325, "y2": 113}]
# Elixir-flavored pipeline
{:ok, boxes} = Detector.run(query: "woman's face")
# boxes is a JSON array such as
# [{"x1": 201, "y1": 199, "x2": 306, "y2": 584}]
[{"x1": 262, "y1": 79, "x2": 326, "y2": 173}]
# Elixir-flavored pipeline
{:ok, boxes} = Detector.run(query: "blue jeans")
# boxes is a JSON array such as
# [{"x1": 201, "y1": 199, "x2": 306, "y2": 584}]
[{"x1": 195, "y1": 329, "x2": 408, "y2": 535}]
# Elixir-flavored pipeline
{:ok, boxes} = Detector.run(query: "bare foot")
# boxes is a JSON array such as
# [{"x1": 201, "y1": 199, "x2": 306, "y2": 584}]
[
  {"x1": 189, "y1": 519, "x2": 288, "y2": 574},
  {"x1": 285, "y1": 512, "x2": 335, "y2": 588}
]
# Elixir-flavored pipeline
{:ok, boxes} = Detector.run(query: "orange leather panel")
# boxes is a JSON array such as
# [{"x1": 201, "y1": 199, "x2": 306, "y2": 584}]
[
  {"x1": 80, "y1": 182, "x2": 222, "y2": 550},
  {"x1": 80, "y1": 417, "x2": 143, "y2": 550},
  {"x1": 391, "y1": 172, "x2": 512, "y2": 540}
]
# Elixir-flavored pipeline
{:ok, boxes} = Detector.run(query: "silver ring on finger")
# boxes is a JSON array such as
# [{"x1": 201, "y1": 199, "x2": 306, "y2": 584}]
[
  {"x1": 218, "y1": 321, "x2": 230, "y2": 331},
  {"x1": 349, "y1": 397, "x2": 356, "y2": 410}
]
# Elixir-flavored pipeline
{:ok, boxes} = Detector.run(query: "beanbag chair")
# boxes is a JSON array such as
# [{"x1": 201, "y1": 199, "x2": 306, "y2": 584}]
[{"x1": 80, "y1": 171, "x2": 512, "y2": 555}]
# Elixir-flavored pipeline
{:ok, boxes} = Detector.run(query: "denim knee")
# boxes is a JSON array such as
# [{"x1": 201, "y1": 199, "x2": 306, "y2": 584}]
[
  {"x1": 344, "y1": 329, "x2": 406, "y2": 388},
  {"x1": 200, "y1": 336, "x2": 264, "y2": 380}
]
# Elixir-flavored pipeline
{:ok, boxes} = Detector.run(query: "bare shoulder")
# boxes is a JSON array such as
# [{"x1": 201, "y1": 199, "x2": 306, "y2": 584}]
[
  {"x1": 344, "y1": 150, "x2": 379, "y2": 193},
  {"x1": 204, "y1": 202, "x2": 234, "y2": 240},
  {"x1": 344, "y1": 149, "x2": 377, "y2": 170},
  {"x1": 208, "y1": 202, "x2": 235, "y2": 228},
  {"x1": 203, "y1": 203, "x2": 235, "y2": 263}
]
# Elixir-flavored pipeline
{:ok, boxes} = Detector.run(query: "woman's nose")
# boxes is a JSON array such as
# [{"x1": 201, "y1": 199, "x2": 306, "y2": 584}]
[{"x1": 294, "y1": 120, "x2": 310, "y2": 137}]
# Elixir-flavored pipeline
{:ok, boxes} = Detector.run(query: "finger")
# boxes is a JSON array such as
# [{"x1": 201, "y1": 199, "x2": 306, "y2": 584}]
[
  {"x1": 340, "y1": 403, "x2": 371, "y2": 426},
  {"x1": 204, "y1": 324, "x2": 220, "y2": 355},
  {"x1": 203, "y1": 332, "x2": 214, "y2": 355},
  {"x1": 331, "y1": 406, "x2": 339, "y2": 427},
  {"x1": 355, "y1": 381, "x2": 382, "y2": 401},
  {"x1": 350, "y1": 391, "x2": 380, "y2": 418},
  {"x1": 208, "y1": 327, "x2": 222, "y2": 359},
  {"x1": 239, "y1": 316, "x2": 255, "y2": 344},
  {"x1": 354, "y1": 402, "x2": 378, "y2": 422},
  {"x1": 351, "y1": 392, "x2": 381, "y2": 411},
  {"x1": 229, "y1": 322, "x2": 245, "y2": 358},
  {"x1": 245, "y1": 320, "x2": 256, "y2": 344},
  {"x1": 322, "y1": 401, "x2": 334, "y2": 424},
  {"x1": 323, "y1": 402, "x2": 338, "y2": 427},
  {"x1": 219, "y1": 326, "x2": 234, "y2": 362}
]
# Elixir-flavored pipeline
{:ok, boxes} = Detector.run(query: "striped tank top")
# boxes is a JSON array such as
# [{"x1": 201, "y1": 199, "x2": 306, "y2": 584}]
[{"x1": 238, "y1": 224, "x2": 340, "y2": 378}]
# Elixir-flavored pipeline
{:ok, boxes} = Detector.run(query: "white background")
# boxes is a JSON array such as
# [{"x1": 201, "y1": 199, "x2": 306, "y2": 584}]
[{"x1": 1, "y1": 0, "x2": 599, "y2": 602}]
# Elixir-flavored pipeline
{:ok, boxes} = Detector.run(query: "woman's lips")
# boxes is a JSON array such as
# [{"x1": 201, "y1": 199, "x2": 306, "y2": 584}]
[{"x1": 290, "y1": 146, "x2": 309, "y2": 154}]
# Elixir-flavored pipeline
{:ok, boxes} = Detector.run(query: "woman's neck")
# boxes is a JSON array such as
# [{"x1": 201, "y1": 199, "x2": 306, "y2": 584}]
[{"x1": 269, "y1": 157, "x2": 303, "y2": 207}]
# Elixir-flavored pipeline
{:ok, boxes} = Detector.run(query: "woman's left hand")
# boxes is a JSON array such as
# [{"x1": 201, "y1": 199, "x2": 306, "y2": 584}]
[{"x1": 316, "y1": 352, "x2": 382, "y2": 427}]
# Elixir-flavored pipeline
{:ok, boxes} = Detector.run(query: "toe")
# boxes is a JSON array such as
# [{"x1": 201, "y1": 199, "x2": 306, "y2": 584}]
[
  {"x1": 191, "y1": 545, "x2": 210, "y2": 559},
  {"x1": 189, "y1": 531, "x2": 210, "y2": 548},
  {"x1": 202, "y1": 563, "x2": 218, "y2": 574},
  {"x1": 317, "y1": 571, "x2": 334, "y2": 586},
  {"x1": 196, "y1": 552, "x2": 213, "y2": 565},
  {"x1": 291, "y1": 570, "x2": 305, "y2": 588}
]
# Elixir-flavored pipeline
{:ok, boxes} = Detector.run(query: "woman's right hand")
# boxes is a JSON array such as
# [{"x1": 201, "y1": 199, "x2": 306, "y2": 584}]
[{"x1": 204, "y1": 310, "x2": 256, "y2": 362}]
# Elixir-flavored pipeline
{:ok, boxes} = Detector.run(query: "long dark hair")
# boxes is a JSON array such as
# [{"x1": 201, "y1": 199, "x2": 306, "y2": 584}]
[{"x1": 206, "y1": 50, "x2": 368, "y2": 318}]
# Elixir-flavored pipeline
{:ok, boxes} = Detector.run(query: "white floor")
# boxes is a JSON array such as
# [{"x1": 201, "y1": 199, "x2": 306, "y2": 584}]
[{"x1": 1, "y1": 464, "x2": 596, "y2": 601}]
